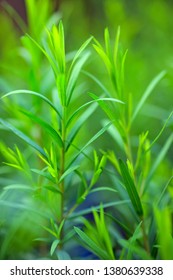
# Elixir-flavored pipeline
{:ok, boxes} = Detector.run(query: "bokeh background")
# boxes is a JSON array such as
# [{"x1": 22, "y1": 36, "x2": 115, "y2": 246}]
[{"x1": 0, "y1": 0, "x2": 173, "y2": 259}]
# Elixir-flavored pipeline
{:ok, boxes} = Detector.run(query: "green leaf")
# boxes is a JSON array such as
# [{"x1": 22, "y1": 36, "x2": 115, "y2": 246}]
[
  {"x1": 31, "y1": 168, "x2": 56, "y2": 183},
  {"x1": 68, "y1": 122, "x2": 113, "y2": 167},
  {"x1": 119, "y1": 159, "x2": 143, "y2": 217},
  {"x1": 0, "y1": 119, "x2": 46, "y2": 158},
  {"x1": 93, "y1": 42, "x2": 112, "y2": 74},
  {"x1": 68, "y1": 36, "x2": 93, "y2": 76},
  {"x1": 154, "y1": 207, "x2": 173, "y2": 260},
  {"x1": 4, "y1": 184, "x2": 33, "y2": 192},
  {"x1": 113, "y1": 26, "x2": 121, "y2": 65},
  {"x1": 65, "y1": 102, "x2": 98, "y2": 151},
  {"x1": 74, "y1": 227, "x2": 110, "y2": 259},
  {"x1": 20, "y1": 109, "x2": 63, "y2": 147},
  {"x1": 1, "y1": 90, "x2": 61, "y2": 118},
  {"x1": 132, "y1": 70, "x2": 166, "y2": 123},
  {"x1": 50, "y1": 239, "x2": 60, "y2": 256},
  {"x1": 59, "y1": 165, "x2": 80, "y2": 183},
  {"x1": 156, "y1": 176, "x2": 173, "y2": 206},
  {"x1": 66, "y1": 96, "x2": 123, "y2": 128},
  {"x1": 66, "y1": 52, "x2": 90, "y2": 105},
  {"x1": 82, "y1": 70, "x2": 111, "y2": 97},
  {"x1": 69, "y1": 200, "x2": 130, "y2": 218},
  {"x1": 145, "y1": 134, "x2": 173, "y2": 191},
  {"x1": 104, "y1": 28, "x2": 112, "y2": 59},
  {"x1": 42, "y1": 225, "x2": 57, "y2": 238},
  {"x1": 147, "y1": 110, "x2": 173, "y2": 151},
  {"x1": 127, "y1": 221, "x2": 143, "y2": 259},
  {"x1": 90, "y1": 186, "x2": 117, "y2": 194},
  {"x1": 0, "y1": 200, "x2": 50, "y2": 218},
  {"x1": 43, "y1": 185, "x2": 62, "y2": 194},
  {"x1": 102, "y1": 119, "x2": 124, "y2": 150},
  {"x1": 119, "y1": 239, "x2": 152, "y2": 260}
]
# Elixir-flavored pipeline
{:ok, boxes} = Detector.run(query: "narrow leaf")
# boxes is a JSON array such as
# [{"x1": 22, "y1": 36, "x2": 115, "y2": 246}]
[
  {"x1": 69, "y1": 36, "x2": 93, "y2": 75},
  {"x1": 50, "y1": 239, "x2": 60, "y2": 256},
  {"x1": 74, "y1": 227, "x2": 110, "y2": 259},
  {"x1": 31, "y1": 168, "x2": 56, "y2": 183},
  {"x1": 68, "y1": 122, "x2": 112, "y2": 167},
  {"x1": 119, "y1": 159, "x2": 143, "y2": 217},
  {"x1": 147, "y1": 110, "x2": 173, "y2": 151},
  {"x1": 66, "y1": 97, "x2": 123, "y2": 128},
  {"x1": 145, "y1": 134, "x2": 173, "y2": 191},
  {"x1": 0, "y1": 119, "x2": 46, "y2": 158},
  {"x1": 90, "y1": 186, "x2": 118, "y2": 194},
  {"x1": 69, "y1": 200, "x2": 130, "y2": 219},
  {"x1": 132, "y1": 70, "x2": 166, "y2": 122},
  {"x1": 1, "y1": 90, "x2": 61, "y2": 118},
  {"x1": 20, "y1": 109, "x2": 63, "y2": 147},
  {"x1": 59, "y1": 165, "x2": 80, "y2": 183},
  {"x1": 66, "y1": 52, "x2": 90, "y2": 105}
]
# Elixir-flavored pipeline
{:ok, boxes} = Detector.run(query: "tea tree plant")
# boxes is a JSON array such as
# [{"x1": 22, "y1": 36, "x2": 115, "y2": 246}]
[
  {"x1": 0, "y1": 20, "x2": 123, "y2": 259},
  {"x1": 74, "y1": 27, "x2": 173, "y2": 259},
  {"x1": 0, "y1": 1, "x2": 172, "y2": 259}
]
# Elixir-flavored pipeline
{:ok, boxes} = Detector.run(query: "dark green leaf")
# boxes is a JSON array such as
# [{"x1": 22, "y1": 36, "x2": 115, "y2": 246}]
[
  {"x1": 20, "y1": 109, "x2": 63, "y2": 147},
  {"x1": 119, "y1": 159, "x2": 143, "y2": 217}
]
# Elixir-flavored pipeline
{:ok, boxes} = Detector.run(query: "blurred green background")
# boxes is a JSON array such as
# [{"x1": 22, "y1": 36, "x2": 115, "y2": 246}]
[
  {"x1": 1, "y1": 0, "x2": 173, "y2": 129},
  {"x1": 0, "y1": 0, "x2": 173, "y2": 259}
]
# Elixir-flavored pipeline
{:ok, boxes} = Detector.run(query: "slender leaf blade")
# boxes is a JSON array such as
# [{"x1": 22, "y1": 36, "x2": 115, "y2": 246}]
[
  {"x1": 119, "y1": 159, "x2": 143, "y2": 217},
  {"x1": 0, "y1": 119, "x2": 46, "y2": 158},
  {"x1": 74, "y1": 227, "x2": 110, "y2": 259},
  {"x1": 132, "y1": 70, "x2": 166, "y2": 122}
]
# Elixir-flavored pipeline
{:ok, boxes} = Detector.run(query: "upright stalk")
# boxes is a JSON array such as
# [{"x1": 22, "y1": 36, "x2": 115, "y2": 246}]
[
  {"x1": 59, "y1": 105, "x2": 66, "y2": 249},
  {"x1": 59, "y1": 105, "x2": 67, "y2": 243}
]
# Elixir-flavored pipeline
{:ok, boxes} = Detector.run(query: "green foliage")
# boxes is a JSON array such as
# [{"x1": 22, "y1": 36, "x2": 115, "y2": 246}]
[
  {"x1": 75, "y1": 206, "x2": 115, "y2": 260},
  {"x1": 0, "y1": 0, "x2": 173, "y2": 260}
]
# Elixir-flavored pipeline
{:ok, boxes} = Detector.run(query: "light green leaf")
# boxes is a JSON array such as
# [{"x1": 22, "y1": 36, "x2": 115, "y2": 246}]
[
  {"x1": 31, "y1": 168, "x2": 56, "y2": 183},
  {"x1": 145, "y1": 134, "x2": 173, "y2": 190},
  {"x1": 90, "y1": 186, "x2": 117, "y2": 194},
  {"x1": 82, "y1": 70, "x2": 111, "y2": 97},
  {"x1": 4, "y1": 184, "x2": 33, "y2": 192},
  {"x1": 66, "y1": 103, "x2": 97, "y2": 151},
  {"x1": 69, "y1": 200, "x2": 130, "y2": 218},
  {"x1": 68, "y1": 36, "x2": 93, "y2": 76},
  {"x1": 1, "y1": 89, "x2": 61, "y2": 118},
  {"x1": 42, "y1": 225, "x2": 57, "y2": 238},
  {"x1": 113, "y1": 26, "x2": 121, "y2": 65},
  {"x1": 74, "y1": 227, "x2": 110, "y2": 259},
  {"x1": 59, "y1": 165, "x2": 80, "y2": 183},
  {"x1": 20, "y1": 109, "x2": 63, "y2": 147},
  {"x1": 93, "y1": 42, "x2": 112, "y2": 74},
  {"x1": 66, "y1": 52, "x2": 90, "y2": 105},
  {"x1": 147, "y1": 110, "x2": 173, "y2": 151},
  {"x1": 50, "y1": 239, "x2": 60, "y2": 256},
  {"x1": 0, "y1": 119, "x2": 46, "y2": 158},
  {"x1": 132, "y1": 70, "x2": 166, "y2": 122},
  {"x1": 68, "y1": 122, "x2": 113, "y2": 167},
  {"x1": 66, "y1": 97, "x2": 123, "y2": 128},
  {"x1": 43, "y1": 185, "x2": 62, "y2": 194}
]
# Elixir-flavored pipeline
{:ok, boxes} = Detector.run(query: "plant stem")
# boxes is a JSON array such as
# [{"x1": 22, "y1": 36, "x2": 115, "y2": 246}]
[
  {"x1": 59, "y1": 105, "x2": 67, "y2": 243},
  {"x1": 141, "y1": 218, "x2": 150, "y2": 253}
]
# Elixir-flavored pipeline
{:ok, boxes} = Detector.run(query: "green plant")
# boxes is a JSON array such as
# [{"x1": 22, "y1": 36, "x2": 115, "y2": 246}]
[
  {"x1": 0, "y1": 1, "x2": 173, "y2": 260},
  {"x1": 74, "y1": 26, "x2": 172, "y2": 260},
  {"x1": 0, "y1": 17, "x2": 123, "y2": 259}
]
